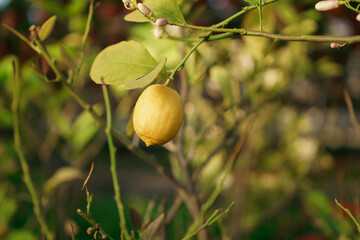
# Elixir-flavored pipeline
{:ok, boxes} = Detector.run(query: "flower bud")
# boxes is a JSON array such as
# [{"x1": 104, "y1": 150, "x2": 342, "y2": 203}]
[
  {"x1": 330, "y1": 42, "x2": 339, "y2": 48},
  {"x1": 153, "y1": 26, "x2": 164, "y2": 39},
  {"x1": 122, "y1": 0, "x2": 136, "y2": 10},
  {"x1": 137, "y1": 3, "x2": 152, "y2": 16},
  {"x1": 156, "y1": 18, "x2": 168, "y2": 27},
  {"x1": 87, "y1": 227, "x2": 95, "y2": 235},
  {"x1": 315, "y1": 1, "x2": 338, "y2": 11},
  {"x1": 356, "y1": 13, "x2": 360, "y2": 22}
]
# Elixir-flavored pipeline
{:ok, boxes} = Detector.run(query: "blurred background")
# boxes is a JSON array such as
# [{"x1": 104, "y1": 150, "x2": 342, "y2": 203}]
[{"x1": 1, "y1": 0, "x2": 360, "y2": 239}]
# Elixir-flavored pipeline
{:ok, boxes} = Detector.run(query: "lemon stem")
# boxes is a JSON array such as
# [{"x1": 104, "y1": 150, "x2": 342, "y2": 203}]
[{"x1": 167, "y1": 38, "x2": 205, "y2": 84}]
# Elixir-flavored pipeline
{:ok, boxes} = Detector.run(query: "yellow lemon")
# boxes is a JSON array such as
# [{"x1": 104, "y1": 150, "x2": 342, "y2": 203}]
[{"x1": 133, "y1": 84, "x2": 184, "y2": 146}]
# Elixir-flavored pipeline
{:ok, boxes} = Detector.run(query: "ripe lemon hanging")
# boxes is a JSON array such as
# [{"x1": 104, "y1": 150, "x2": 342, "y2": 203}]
[{"x1": 133, "y1": 84, "x2": 184, "y2": 146}]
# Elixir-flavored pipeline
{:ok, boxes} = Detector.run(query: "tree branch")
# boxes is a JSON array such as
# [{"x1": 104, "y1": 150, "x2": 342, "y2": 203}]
[
  {"x1": 173, "y1": 23, "x2": 360, "y2": 44},
  {"x1": 11, "y1": 59, "x2": 54, "y2": 240},
  {"x1": 77, "y1": 209, "x2": 114, "y2": 240}
]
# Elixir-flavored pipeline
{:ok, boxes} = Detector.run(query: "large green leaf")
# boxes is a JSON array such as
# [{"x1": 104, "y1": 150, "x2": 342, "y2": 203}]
[
  {"x1": 124, "y1": 58, "x2": 167, "y2": 89},
  {"x1": 90, "y1": 40, "x2": 160, "y2": 85},
  {"x1": 125, "y1": 0, "x2": 185, "y2": 24}
]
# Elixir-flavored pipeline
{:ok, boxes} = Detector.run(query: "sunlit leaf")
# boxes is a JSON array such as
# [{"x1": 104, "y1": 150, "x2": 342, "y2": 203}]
[
  {"x1": 90, "y1": 40, "x2": 160, "y2": 85},
  {"x1": 72, "y1": 104, "x2": 103, "y2": 151},
  {"x1": 0, "y1": 186, "x2": 17, "y2": 234},
  {"x1": 39, "y1": 16, "x2": 57, "y2": 41},
  {"x1": 5, "y1": 230, "x2": 37, "y2": 240},
  {"x1": 304, "y1": 190, "x2": 353, "y2": 236},
  {"x1": 125, "y1": 0, "x2": 185, "y2": 24},
  {"x1": 143, "y1": 213, "x2": 164, "y2": 239},
  {"x1": 210, "y1": 65, "x2": 234, "y2": 106},
  {"x1": 66, "y1": 0, "x2": 87, "y2": 15},
  {"x1": 60, "y1": 45, "x2": 77, "y2": 71},
  {"x1": 124, "y1": 58, "x2": 167, "y2": 89}
]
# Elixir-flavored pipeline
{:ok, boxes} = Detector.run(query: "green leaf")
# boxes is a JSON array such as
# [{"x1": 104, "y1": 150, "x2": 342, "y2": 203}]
[
  {"x1": 5, "y1": 230, "x2": 37, "y2": 240},
  {"x1": 143, "y1": 213, "x2": 164, "y2": 239},
  {"x1": 125, "y1": 58, "x2": 167, "y2": 89},
  {"x1": 125, "y1": 0, "x2": 185, "y2": 24},
  {"x1": 129, "y1": 207, "x2": 143, "y2": 230},
  {"x1": 0, "y1": 186, "x2": 17, "y2": 233},
  {"x1": 210, "y1": 65, "x2": 235, "y2": 106},
  {"x1": 60, "y1": 45, "x2": 77, "y2": 71},
  {"x1": 243, "y1": 0, "x2": 257, "y2": 6},
  {"x1": 66, "y1": 0, "x2": 87, "y2": 15},
  {"x1": 39, "y1": 16, "x2": 57, "y2": 41},
  {"x1": 90, "y1": 40, "x2": 160, "y2": 85},
  {"x1": 71, "y1": 104, "x2": 103, "y2": 151},
  {"x1": 126, "y1": 111, "x2": 135, "y2": 138},
  {"x1": 183, "y1": 202, "x2": 234, "y2": 240}
]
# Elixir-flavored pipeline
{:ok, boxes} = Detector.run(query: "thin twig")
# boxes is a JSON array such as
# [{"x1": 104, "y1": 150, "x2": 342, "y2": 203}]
[
  {"x1": 82, "y1": 161, "x2": 94, "y2": 190},
  {"x1": 335, "y1": 198, "x2": 360, "y2": 232},
  {"x1": 343, "y1": 89, "x2": 360, "y2": 136},
  {"x1": 2, "y1": 23, "x2": 40, "y2": 53},
  {"x1": 167, "y1": 0, "x2": 360, "y2": 44},
  {"x1": 216, "y1": 0, "x2": 277, "y2": 28},
  {"x1": 185, "y1": 114, "x2": 257, "y2": 236},
  {"x1": 193, "y1": 119, "x2": 241, "y2": 181},
  {"x1": 11, "y1": 59, "x2": 54, "y2": 240},
  {"x1": 77, "y1": 209, "x2": 114, "y2": 240},
  {"x1": 70, "y1": 223, "x2": 76, "y2": 240},
  {"x1": 31, "y1": 26, "x2": 64, "y2": 81},
  {"x1": 165, "y1": 38, "x2": 205, "y2": 85},
  {"x1": 73, "y1": 0, "x2": 94, "y2": 88},
  {"x1": 166, "y1": 0, "x2": 276, "y2": 83},
  {"x1": 102, "y1": 83, "x2": 131, "y2": 240},
  {"x1": 165, "y1": 196, "x2": 183, "y2": 225},
  {"x1": 183, "y1": 202, "x2": 235, "y2": 240},
  {"x1": 174, "y1": 40, "x2": 203, "y2": 238},
  {"x1": 159, "y1": 199, "x2": 167, "y2": 240},
  {"x1": 203, "y1": 114, "x2": 257, "y2": 213},
  {"x1": 173, "y1": 23, "x2": 360, "y2": 44}
]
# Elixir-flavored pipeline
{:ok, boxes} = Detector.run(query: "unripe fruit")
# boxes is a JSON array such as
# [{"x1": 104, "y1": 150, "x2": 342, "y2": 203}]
[{"x1": 133, "y1": 84, "x2": 184, "y2": 146}]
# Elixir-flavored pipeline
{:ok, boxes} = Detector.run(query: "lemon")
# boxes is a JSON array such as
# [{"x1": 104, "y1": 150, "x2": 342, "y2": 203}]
[{"x1": 133, "y1": 84, "x2": 184, "y2": 146}]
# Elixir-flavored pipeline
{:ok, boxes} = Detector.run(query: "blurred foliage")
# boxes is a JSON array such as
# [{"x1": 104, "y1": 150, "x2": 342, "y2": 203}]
[{"x1": 1, "y1": 0, "x2": 360, "y2": 239}]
